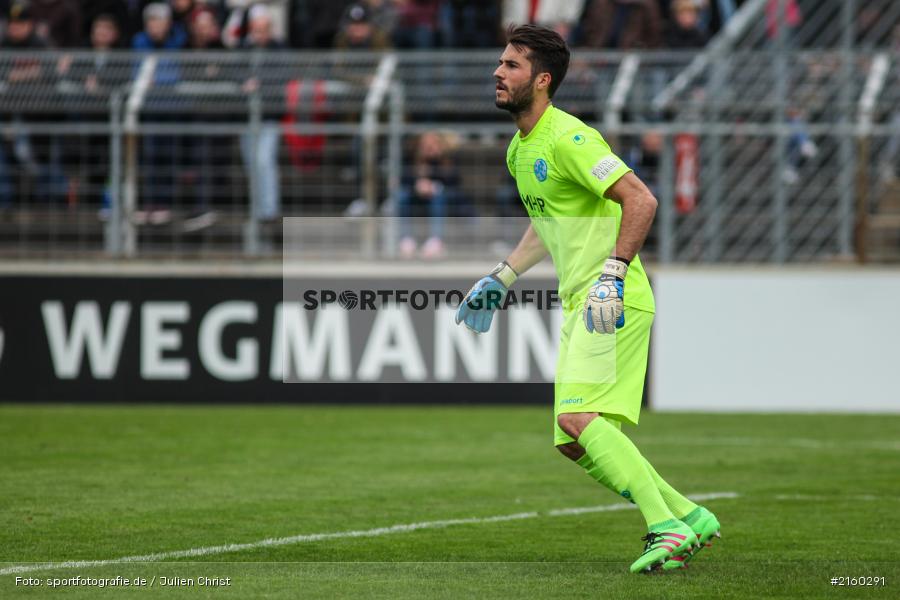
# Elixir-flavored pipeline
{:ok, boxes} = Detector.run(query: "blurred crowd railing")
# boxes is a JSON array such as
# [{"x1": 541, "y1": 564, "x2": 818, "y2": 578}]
[
  {"x1": 0, "y1": 48, "x2": 896, "y2": 262},
  {"x1": 731, "y1": 0, "x2": 900, "y2": 50}
]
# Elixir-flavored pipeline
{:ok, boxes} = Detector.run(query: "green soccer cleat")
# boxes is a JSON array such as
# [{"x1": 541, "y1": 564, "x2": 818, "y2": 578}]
[
  {"x1": 662, "y1": 507, "x2": 722, "y2": 571},
  {"x1": 629, "y1": 520, "x2": 697, "y2": 574}
]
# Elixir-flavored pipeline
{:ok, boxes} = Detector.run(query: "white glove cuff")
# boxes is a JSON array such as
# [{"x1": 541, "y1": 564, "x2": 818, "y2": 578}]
[
  {"x1": 602, "y1": 257, "x2": 629, "y2": 281},
  {"x1": 490, "y1": 261, "x2": 518, "y2": 288}
]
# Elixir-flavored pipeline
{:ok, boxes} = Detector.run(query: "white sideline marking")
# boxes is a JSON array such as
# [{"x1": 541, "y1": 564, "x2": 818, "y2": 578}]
[
  {"x1": 636, "y1": 437, "x2": 900, "y2": 452},
  {"x1": 548, "y1": 491, "x2": 739, "y2": 517},
  {"x1": 774, "y1": 494, "x2": 889, "y2": 502},
  {"x1": 0, "y1": 492, "x2": 737, "y2": 576}
]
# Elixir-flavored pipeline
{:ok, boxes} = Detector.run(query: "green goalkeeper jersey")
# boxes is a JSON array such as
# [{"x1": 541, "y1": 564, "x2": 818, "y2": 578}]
[{"x1": 506, "y1": 105, "x2": 655, "y2": 313}]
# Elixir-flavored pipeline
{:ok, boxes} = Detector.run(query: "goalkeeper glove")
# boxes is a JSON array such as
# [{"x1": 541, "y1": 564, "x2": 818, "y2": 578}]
[
  {"x1": 455, "y1": 261, "x2": 518, "y2": 333},
  {"x1": 583, "y1": 257, "x2": 628, "y2": 334}
]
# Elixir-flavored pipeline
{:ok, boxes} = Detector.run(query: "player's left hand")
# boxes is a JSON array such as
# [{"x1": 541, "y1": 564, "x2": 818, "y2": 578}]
[
  {"x1": 455, "y1": 261, "x2": 518, "y2": 333},
  {"x1": 583, "y1": 257, "x2": 629, "y2": 334}
]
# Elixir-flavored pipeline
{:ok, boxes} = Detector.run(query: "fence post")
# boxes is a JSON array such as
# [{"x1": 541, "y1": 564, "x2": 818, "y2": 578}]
[
  {"x1": 659, "y1": 132, "x2": 675, "y2": 264},
  {"x1": 122, "y1": 55, "x2": 158, "y2": 258},
  {"x1": 361, "y1": 54, "x2": 398, "y2": 258},
  {"x1": 771, "y1": 0, "x2": 789, "y2": 264},
  {"x1": 855, "y1": 52, "x2": 891, "y2": 263},
  {"x1": 243, "y1": 92, "x2": 262, "y2": 257},
  {"x1": 838, "y1": 0, "x2": 857, "y2": 259},
  {"x1": 381, "y1": 81, "x2": 404, "y2": 259},
  {"x1": 705, "y1": 57, "x2": 726, "y2": 262},
  {"x1": 105, "y1": 91, "x2": 123, "y2": 256},
  {"x1": 605, "y1": 54, "x2": 640, "y2": 135}
]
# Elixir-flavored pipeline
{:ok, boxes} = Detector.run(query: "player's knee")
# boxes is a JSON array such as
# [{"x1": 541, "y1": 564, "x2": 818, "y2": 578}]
[
  {"x1": 556, "y1": 442, "x2": 585, "y2": 462},
  {"x1": 556, "y1": 413, "x2": 579, "y2": 439},
  {"x1": 557, "y1": 412, "x2": 597, "y2": 440}
]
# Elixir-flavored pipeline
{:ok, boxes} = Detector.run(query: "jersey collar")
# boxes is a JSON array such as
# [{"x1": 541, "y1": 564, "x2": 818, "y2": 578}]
[{"x1": 518, "y1": 104, "x2": 555, "y2": 143}]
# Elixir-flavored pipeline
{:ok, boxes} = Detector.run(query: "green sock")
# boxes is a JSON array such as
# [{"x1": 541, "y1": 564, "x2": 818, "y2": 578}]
[
  {"x1": 681, "y1": 506, "x2": 704, "y2": 526},
  {"x1": 641, "y1": 459, "x2": 699, "y2": 520},
  {"x1": 574, "y1": 416, "x2": 624, "y2": 496},
  {"x1": 575, "y1": 453, "x2": 620, "y2": 497},
  {"x1": 574, "y1": 416, "x2": 698, "y2": 520},
  {"x1": 577, "y1": 417, "x2": 675, "y2": 529},
  {"x1": 576, "y1": 453, "x2": 698, "y2": 519}
]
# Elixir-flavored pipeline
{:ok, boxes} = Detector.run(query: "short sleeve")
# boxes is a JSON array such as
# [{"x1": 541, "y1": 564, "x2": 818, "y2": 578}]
[{"x1": 553, "y1": 129, "x2": 632, "y2": 199}]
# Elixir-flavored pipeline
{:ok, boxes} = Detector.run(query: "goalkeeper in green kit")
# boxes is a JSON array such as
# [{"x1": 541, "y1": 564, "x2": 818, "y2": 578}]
[{"x1": 455, "y1": 24, "x2": 720, "y2": 573}]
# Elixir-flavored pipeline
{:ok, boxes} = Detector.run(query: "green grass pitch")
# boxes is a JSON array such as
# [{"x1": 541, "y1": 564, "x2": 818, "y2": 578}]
[{"x1": 1, "y1": 406, "x2": 898, "y2": 599}]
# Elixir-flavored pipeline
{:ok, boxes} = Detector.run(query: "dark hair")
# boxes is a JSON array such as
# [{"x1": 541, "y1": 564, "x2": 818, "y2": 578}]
[
  {"x1": 92, "y1": 13, "x2": 120, "y2": 27},
  {"x1": 506, "y1": 24, "x2": 570, "y2": 99}
]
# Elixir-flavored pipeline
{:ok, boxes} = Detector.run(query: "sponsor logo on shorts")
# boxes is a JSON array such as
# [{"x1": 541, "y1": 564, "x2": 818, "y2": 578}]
[
  {"x1": 560, "y1": 397, "x2": 583, "y2": 405},
  {"x1": 591, "y1": 157, "x2": 621, "y2": 182}
]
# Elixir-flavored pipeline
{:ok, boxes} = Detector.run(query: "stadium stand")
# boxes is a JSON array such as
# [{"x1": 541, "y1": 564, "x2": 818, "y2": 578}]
[{"x1": 0, "y1": 0, "x2": 895, "y2": 261}]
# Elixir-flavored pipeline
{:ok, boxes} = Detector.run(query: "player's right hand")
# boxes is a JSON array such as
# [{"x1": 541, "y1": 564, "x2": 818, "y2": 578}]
[
  {"x1": 583, "y1": 257, "x2": 628, "y2": 334},
  {"x1": 455, "y1": 261, "x2": 518, "y2": 333}
]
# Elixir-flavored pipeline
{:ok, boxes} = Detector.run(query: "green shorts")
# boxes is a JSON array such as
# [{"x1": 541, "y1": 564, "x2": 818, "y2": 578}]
[{"x1": 553, "y1": 304, "x2": 654, "y2": 446}]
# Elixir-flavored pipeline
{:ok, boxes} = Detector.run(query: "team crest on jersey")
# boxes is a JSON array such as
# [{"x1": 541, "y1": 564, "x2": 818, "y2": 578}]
[
  {"x1": 534, "y1": 158, "x2": 548, "y2": 182},
  {"x1": 573, "y1": 133, "x2": 585, "y2": 145}
]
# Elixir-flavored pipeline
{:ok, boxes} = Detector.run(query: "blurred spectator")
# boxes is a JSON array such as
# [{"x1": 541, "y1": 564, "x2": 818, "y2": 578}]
[
  {"x1": 183, "y1": 6, "x2": 227, "y2": 232},
  {"x1": 88, "y1": 13, "x2": 123, "y2": 51},
  {"x1": 350, "y1": 0, "x2": 396, "y2": 35},
  {"x1": 397, "y1": 131, "x2": 462, "y2": 260},
  {"x1": 242, "y1": 3, "x2": 284, "y2": 48},
  {"x1": 133, "y1": 3, "x2": 188, "y2": 225},
  {"x1": 133, "y1": 2, "x2": 188, "y2": 49},
  {"x1": 665, "y1": 0, "x2": 708, "y2": 48},
  {"x1": 30, "y1": 0, "x2": 81, "y2": 47},
  {"x1": 715, "y1": 0, "x2": 737, "y2": 25},
  {"x1": 853, "y1": 3, "x2": 900, "y2": 49},
  {"x1": 334, "y1": 3, "x2": 391, "y2": 49},
  {"x1": 783, "y1": 107, "x2": 817, "y2": 185},
  {"x1": 661, "y1": 0, "x2": 735, "y2": 39},
  {"x1": 55, "y1": 14, "x2": 122, "y2": 212},
  {"x1": 1, "y1": 0, "x2": 44, "y2": 50},
  {"x1": 393, "y1": 0, "x2": 440, "y2": 49},
  {"x1": 222, "y1": 0, "x2": 288, "y2": 48},
  {"x1": 171, "y1": 0, "x2": 196, "y2": 32},
  {"x1": 581, "y1": 0, "x2": 662, "y2": 49},
  {"x1": 53, "y1": 14, "x2": 121, "y2": 101},
  {"x1": 289, "y1": 0, "x2": 354, "y2": 48},
  {"x1": 765, "y1": 0, "x2": 800, "y2": 44},
  {"x1": 83, "y1": 15, "x2": 123, "y2": 204},
  {"x1": 441, "y1": 0, "x2": 501, "y2": 48},
  {"x1": 240, "y1": 4, "x2": 282, "y2": 221},
  {"x1": 189, "y1": 6, "x2": 225, "y2": 49},
  {"x1": 80, "y1": 1, "x2": 136, "y2": 46},
  {"x1": 627, "y1": 130, "x2": 662, "y2": 197},
  {"x1": 0, "y1": 1, "x2": 68, "y2": 209},
  {"x1": 693, "y1": 0, "x2": 711, "y2": 34},
  {"x1": 882, "y1": 108, "x2": 900, "y2": 184},
  {"x1": 502, "y1": 0, "x2": 586, "y2": 44},
  {"x1": 57, "y1": 14, "x2": 122, "y2": 97}
]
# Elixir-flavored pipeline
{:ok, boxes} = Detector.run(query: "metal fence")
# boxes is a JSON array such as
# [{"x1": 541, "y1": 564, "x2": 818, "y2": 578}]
[
  {"x1": 729, "y1": 0, "x2": 900, "y2": 50},
  {"x1": 0, "y1": 41, "x2": 896, "y2": 261}
]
